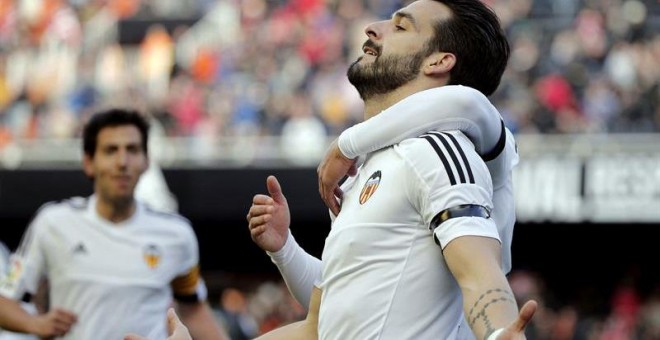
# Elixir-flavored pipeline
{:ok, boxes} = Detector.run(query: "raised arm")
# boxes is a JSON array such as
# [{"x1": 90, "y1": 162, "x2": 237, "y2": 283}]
[
  {"x1": 319, "y1": 85, "x2": 503, "y2": 215},
  {"x1": 340, "y1": 85, "x2": 502, "y2": 158},
  {"x1": 248, "y1": 176, "x2": 322, "y2": 310}
]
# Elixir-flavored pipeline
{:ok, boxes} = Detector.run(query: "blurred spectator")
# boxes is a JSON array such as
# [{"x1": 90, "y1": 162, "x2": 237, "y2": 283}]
[{"x1": 212, "y1": 287, "x2": 258, "y2": 340}]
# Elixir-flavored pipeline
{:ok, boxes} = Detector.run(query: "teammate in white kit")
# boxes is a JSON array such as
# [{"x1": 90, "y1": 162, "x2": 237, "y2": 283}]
[
  {"x1": 248, "y1": 0, "x2": 536, "y2": 339},
  {"x1": 0, "y1": 109, "x2": 227, "y2": 340}
]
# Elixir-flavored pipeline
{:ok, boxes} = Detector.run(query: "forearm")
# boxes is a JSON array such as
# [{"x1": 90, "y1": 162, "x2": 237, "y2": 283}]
[
  {"x1": 460, "y1": 274, "x2": 519, "y2": 339},
  {"x1": 0, "y1": 297, "x2": 38, "y2": 334},
  {"x1": 267, "y1": 232, "x2": 322, "y2": 310},
  {"x1": 338, "y1": 85, "x2": 501, "y2": 158},
  {"x1": 176, "y1": 302, "x2": 228, "y2": 340}
]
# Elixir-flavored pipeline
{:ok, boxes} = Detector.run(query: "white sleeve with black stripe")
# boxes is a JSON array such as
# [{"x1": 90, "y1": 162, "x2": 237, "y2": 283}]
[
  {"x1": 338, "y1": 85, "x2": 503, "y2": 158},
  {"x1": 401, "y1": 131, "x2": 500, "y2": 249}
]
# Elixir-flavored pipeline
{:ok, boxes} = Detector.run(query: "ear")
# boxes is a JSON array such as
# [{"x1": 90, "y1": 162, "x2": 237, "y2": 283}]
[
  {"x1": 82, "y1": 154, "x2": 95, "y2": 178},
  {"x1": 423, "y1": 52, "x2": 456, "y2": 76}
]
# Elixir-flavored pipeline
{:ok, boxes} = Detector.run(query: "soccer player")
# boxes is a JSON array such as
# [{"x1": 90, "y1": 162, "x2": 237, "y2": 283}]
[
  {"x1": 248, "y1": 0, "x2": 535, "y2": 339},
  {"x1": 0, "y1": 109, "x2": 227, "y2": 340}
]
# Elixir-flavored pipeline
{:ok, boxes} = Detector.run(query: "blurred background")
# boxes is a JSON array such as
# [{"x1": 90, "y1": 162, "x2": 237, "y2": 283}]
[{"x1": 0, "y1": 0, "x2": 658, "y2": 338}]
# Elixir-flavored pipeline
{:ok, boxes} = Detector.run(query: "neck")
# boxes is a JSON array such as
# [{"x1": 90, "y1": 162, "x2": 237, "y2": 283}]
[
  {"x1": 95, "y1": 196, "x2": 136, "y2": 223},
  {"x1": 362, "y1": 79, "x2": 442, "y2": 120}
]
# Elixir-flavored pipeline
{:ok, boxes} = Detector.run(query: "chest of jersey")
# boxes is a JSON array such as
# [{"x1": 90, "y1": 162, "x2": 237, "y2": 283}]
[{"x1": 40, "y1": 213, "x2": 187, "y2": 287}]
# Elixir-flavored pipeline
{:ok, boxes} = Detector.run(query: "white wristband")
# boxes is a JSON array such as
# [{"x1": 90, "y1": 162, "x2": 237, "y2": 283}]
[{"x1": 486, "y1": 328, "x2": 505, "y2": 340}]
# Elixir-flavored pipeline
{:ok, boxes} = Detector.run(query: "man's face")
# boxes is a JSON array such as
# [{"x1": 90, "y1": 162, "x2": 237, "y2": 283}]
[
  {"x1": 83, "y1": 125, "x2": 148, "y2": 207},
  {"x1": 347, "y1": 0, "x2": 452, "y2": 100}
]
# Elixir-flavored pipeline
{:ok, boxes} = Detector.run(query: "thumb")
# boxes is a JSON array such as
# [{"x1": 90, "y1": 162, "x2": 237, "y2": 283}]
[
  {"x1": 511, "y1": 300, "x2": 538, "y2": 331},
  {"x1": 266, "y1": 176, "x2": 286, "y2": 203},
  {"x1": 167, "y1": 308, "x2": 182, "y2": 334}
]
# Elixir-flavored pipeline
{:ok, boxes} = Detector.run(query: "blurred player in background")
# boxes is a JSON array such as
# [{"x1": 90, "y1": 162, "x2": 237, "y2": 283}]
[{"x1": 0, "y1": 109, "x2": 227, "y2": 339}]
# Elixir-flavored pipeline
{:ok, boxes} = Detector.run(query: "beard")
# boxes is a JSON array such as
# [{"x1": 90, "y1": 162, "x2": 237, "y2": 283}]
[{"x1": 347, "y1": 48, "x2": 427, "y2": 100}]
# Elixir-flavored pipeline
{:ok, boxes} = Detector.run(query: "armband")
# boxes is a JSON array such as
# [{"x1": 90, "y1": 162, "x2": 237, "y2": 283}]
[{"x1": 430, "y1": 204, "x2": 491, "y2": 245}]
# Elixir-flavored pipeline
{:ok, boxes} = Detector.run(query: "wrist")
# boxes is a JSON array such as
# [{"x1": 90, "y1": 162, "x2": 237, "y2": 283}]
[
  {"x1": 267, "y1": 230, "x2": 297, "y2": 264},
  {"x1": 486, "y1": 328, "x2": 505, "y2": 340},
  {"x1": 336, "y1": 132, "x2": 356, "y2": 160}
]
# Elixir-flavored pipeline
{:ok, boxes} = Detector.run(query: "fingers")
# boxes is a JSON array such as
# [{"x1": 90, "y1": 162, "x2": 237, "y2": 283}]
[
  {"x1": 124, "y1": 333, "x2": 147, "y2": 340},
  {"x1": 52, "y1": 308, "x2": 78, "y2": 324}
]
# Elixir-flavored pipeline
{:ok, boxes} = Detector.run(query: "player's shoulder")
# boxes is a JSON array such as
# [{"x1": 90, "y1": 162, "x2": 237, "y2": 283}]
[
  {"x1": 35, "y1": 196, "x2": 90, "y2": 216},
  {"x1": 396, "y1": 130, "x2": 490, "y2": 187},
  {"x1": 141, "y1": 204, "x2": 192, "y2": 228},
  {"x1": 397, "y1": 130, "x2": 480, "y2": 165}
]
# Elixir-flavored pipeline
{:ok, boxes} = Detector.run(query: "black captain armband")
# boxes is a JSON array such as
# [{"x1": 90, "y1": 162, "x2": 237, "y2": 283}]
[
  {"x1": 430, "y1": 204, "x2": 491, "y2": 245},
  {"x1": 174, "y1": 293, "x2": 200, "y2": 304}
]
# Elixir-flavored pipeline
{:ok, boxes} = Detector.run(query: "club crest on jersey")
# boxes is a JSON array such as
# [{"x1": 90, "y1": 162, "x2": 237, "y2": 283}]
[
  {"x1": 143, "y1": 244, "x2": 162, "y2": 269},
  {"x1": 359, "y1": 171, "x2": 382, "y2": 205}
]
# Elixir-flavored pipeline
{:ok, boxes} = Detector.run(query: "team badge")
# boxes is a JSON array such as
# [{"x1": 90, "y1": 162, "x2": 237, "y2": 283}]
[
  {"x1": 359, "y1": 171, "x2": 382, "y2": 205},
  {"x1": 143, "y1": 244, "x2": 162, "y2": 269}
]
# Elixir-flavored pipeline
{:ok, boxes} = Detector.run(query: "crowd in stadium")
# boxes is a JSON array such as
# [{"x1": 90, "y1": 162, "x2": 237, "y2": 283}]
[{"x1": 0, "y1": 0, "x2": 658, "y2": 152}]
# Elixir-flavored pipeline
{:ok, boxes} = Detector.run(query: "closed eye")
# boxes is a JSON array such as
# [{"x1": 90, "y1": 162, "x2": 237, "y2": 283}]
[{"x1": 395, "y1": 25, "x2": 405, "y2": 31}]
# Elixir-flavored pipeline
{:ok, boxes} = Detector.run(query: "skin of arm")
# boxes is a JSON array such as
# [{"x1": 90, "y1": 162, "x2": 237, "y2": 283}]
[
  {"x1": 176, "y1": 301, "x2": 229, "y2": 340},
  {"x1": 253, "y1": 286, "x2": 321, "y2": 340},
  {"x1": 443, "y1": 235, "x2": 529, "y2": 339},
  {"x1": 0, "y1": 295, "x2": 77, "y2": 337}
]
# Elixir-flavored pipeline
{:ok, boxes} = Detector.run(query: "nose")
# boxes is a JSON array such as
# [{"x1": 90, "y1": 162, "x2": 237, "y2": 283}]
[
  {"x1": 116, "y1": 150, "x2": 128, "y2": 168},
  {"x1": 364, "y1": 20, "x2": 386, "y2": 40}
]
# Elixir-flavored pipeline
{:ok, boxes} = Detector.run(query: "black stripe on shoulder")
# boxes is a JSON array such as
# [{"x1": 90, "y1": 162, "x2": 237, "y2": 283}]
[
  {"x1": 482, "y1": 120, "x2": 506, "y2": 162},
  {"x1": 437, "y1": 132, "x2": 475, "y2": 184},
  {"x1": 420, "y1": 135, "x2": 457, "y2": 185},
  {"x1": 427, "y1": 132, "x2": 468, "y2": 184}
]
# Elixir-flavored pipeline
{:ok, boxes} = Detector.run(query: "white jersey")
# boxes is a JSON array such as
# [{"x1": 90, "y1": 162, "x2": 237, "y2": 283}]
[
  {"x1": 318, "y1": 131, "x2": 500, "y2": 340},
  {"x1": 338, "y1": 86, "x2": 519, "y2": 272},
  {"x1": 0, "y1": 195, "x2": 205, "y2": 340}
]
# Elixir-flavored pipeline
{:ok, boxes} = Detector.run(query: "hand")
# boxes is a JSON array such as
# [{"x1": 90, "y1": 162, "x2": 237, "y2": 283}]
[
  {"x1": 124, "y1": 308, "x2": 191, "y2": 340},
  {"x1": 32, "y1": 308, "x2": 77, "y2": 338},
  {"x1": 317, "y1": 139, "x2": 357, "y2": 216},
  {"x1": 247, "y1": 176, "x2": 291, "y2": 252},
  {"x1": 493, "y1": 300, "x2": 537, "y2": 339}
]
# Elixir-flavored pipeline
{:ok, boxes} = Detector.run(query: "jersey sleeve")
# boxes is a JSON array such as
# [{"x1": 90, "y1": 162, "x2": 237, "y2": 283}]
[
  {"x1": 402, "y1": 132, "x2": 500, "y2": 249},
  {"x1": 170, "y1": 222, "x2": 206, "y2": 303},
  {"x1": 338, "y1": 85, "x2": 502, "y2": 158},
  {"x1": 0, "y1": 208, "x2": 50, "y2": 299}
]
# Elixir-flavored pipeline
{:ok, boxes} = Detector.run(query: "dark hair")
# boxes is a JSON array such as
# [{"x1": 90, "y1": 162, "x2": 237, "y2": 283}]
[
  {"x1": 82, "y1": 109, "x2": 150, "y2": 157},
  {"x1": 427, "y1": 0, "x2": 510, "y2": 96}
]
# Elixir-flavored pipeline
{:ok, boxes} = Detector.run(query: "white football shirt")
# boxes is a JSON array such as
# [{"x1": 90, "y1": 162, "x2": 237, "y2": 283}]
[
  {"x1": 318, "y1": 131, "x2": 500, "y2": 340},
  {"x1": 0, "y1": 195, "x2": 205, "y2": 340}
]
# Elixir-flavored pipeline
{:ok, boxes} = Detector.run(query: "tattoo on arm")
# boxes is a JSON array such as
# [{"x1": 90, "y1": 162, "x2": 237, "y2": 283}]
[{"x1": 467, "y1": 288, "x2": 516, "y2": 339}]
